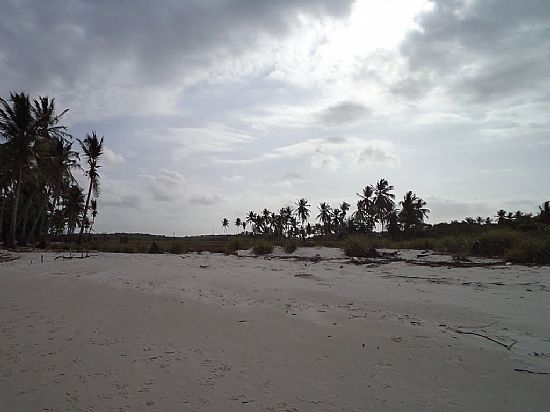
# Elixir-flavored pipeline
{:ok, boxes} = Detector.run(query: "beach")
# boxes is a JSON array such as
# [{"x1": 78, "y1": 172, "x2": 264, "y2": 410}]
[{"x1": 1, "y1": 249, "x2": 549, "y2": 411}]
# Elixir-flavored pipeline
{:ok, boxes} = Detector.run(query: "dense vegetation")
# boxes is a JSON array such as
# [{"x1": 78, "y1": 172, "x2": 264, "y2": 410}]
[
  {"x1": 1, "y1": 91, "x2": 548, "y2": 265},
  {"x1": 0, "y1": 92, "x2": 104, "y2": 247},
  {"x1": 221, "y1": 181, "x2": 550, "y2": 264}
]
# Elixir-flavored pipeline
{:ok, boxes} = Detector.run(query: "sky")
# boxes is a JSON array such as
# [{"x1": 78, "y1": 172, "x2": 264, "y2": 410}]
[{"x1": 1, "y1": 0, "x2": 549, "y2": 235}]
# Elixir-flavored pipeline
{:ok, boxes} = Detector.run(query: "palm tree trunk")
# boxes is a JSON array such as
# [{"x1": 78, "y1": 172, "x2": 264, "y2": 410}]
[
  {"x1": 77, "y1": 178, "x2": 93, "y2": 244},
  {"x1": 25, "y1": 193, "x2": 48, "y2": 244},
  {"x1": 0, "y1": 192, "x2": 5, "y2": 241},
  {"x1": 7, "y1": 165, "x2": 22, "y2": 248}
]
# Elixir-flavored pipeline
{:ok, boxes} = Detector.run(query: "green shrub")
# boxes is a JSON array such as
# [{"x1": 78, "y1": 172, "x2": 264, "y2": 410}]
[
  {"x1": 166, "y1": 242, "x2": 184, "y2": 254},
  {"x1": 475, "y1": 230, "x2": 523, "y2": 256},
  {"x1": 253, "y1": 240, "x2": 273, "y2": 255},
  {"x1": 344, "y1": 238, "x2": 378, "y2": 258},
  {"x1": 283, "y1": 241, "x2": 298, "y2": 254},
  {"x1": 505, "y1": 239, "x2": 550, "y2": 264}
]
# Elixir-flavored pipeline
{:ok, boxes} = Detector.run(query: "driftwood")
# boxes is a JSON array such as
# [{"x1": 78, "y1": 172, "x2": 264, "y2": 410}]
[
  {"x1": 0, "y1": 252, "x2": 20, "y2": 263},
  {"x1": 513, "y1": 368, "x2": 549, "y2": 375},
  {"x1": 452, "y1": 329, "x2": 517, "y2": 350}
]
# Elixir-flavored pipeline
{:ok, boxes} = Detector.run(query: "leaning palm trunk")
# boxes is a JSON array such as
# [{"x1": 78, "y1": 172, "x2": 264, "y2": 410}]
[
  {"x1": 7, "y1": 165, "x2": 22, "y2": 248},
  {"x1": 77, "y1": 178, "x2": 93, "y2": 244}
]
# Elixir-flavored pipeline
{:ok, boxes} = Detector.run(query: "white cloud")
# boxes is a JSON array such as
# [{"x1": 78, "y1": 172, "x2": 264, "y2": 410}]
[{"x1": 102, "y1": 147, "x2": 126, "y2": 166}]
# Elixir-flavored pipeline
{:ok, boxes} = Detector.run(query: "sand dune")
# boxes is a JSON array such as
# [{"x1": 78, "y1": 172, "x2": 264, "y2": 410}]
[{"x1": 1, "y1": 248, "x2": 549, "y2": 411}]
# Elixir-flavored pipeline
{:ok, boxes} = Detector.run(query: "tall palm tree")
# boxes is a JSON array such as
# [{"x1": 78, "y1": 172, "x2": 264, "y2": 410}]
[
  {"x1": 373, "y1": 178, "x2": 395, "y2": 232},
  {"x1": 246, "y1": 211, "x2": 257, "y2": 234},
  {"x1": 398, "y1": 191, "x2": 429, "y2": 233},
  {"x1": 0, "y1": 92, "x2": 37, "y2": 247},
  {"x1": 355, "y1": 185, "x2": 377, "y2": 233},
  {"x1": 295, "y1": 198, "x2": 310, "y2": 227},
  {"x1": 64, "y1": 185, "x2": 84, "y2": 235},
  {"x1": 221, "y1": 218, "x2": 229, "y2": 234},
  {"x1": 235, "y1": 217, "x2": 242, "y2": 232},
  {"x1": 317, "y1": 202, "x2": 332, "y2": 236},
  {"x1": 77, "y1": 132, "x2": 104, "y2": 244}
]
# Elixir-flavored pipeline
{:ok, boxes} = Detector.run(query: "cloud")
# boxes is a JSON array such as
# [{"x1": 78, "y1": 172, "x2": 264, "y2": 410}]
[
  {"x1": 396, "y1": 0, "x2": 550, "y2": 104},
  {"x1": 0, "y1": 0, "x2": 353, "y2": 122},
  {"x1": 102, "y1": 147, "x2": 125, "y2": 166},
  {"x1": 217, "y1": 137, "x2": 400, "y2": 170},
  {"x1": 222, "y1": 174, "x2": 244, "y2": 183},
  {"x1": 316, "y1": 101, "x2": 371, "y2": 125},
  {"x1": 190, "y1": 193, "x2": 225, "y2": 206},
  {"x1": 137, "y1": 124, "x2": 254, "y2": 160}
]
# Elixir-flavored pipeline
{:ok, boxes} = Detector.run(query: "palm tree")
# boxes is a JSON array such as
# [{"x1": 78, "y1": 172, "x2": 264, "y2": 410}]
[
  {"x1": 246, "y1": 211, "x2": 257, "y2": 234},
  {"x1": 373, "y1": 178, "x2": 395, "y2": 232},
  {"x1": 295, "y1": 198, "x2": 310, "y2": 226},
  {"x1": 496, "y1": 209, "x2": 507, "y2": 225},
  {"x1": 0, "y1": 93, "x2": 37, "y2": 247},
  {"x1": 235, "y1": 217, "x2": 242, "y2": 233},
  {"x1": 221, "y1": 218, "x2": 229, "y2": 234},
  {"x1": 262, "y1": 208, "x2": 272, "y2": 235},
  {"x1": 317, "y1": 202, "x2": 332, "y2": 235},
  {"x1": 77, "y1": 132, "x2": 104, "y2": 244},
  {"x1": 538, "y1": 201, "x2": 550, "y2": 224},
  {"x1": 355, "y1": 185, "x2": 377, "y2": 233},
  {"x1": 398, "y1": 191, "x2": 429, "y2": 234},
  {"x1": 88, "y1": 199, "x2": 98, "y2": 237},
  {"x1": 64, "y1": 185, "x2": 84, "y2": 235}
]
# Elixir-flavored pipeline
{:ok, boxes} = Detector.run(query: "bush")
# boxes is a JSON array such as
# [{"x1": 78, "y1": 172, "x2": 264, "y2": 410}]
[
  {"x1": 344, "y1": 238, "x2": 379, "y2": 258},
  {"x1": 149, "y1": 241, "x2": 161, "y2": 254},
  {"x1": 253, "y1": 241, "x2": 273, "y2": 255},
  {"x1": 283, "y1": 241, "x2": 298, "y2": 254},
  {"x1": 475, "y1": 230, "x2": 523, "y2": 256},
  {"x1": 166, "y1": 242, "x2": 185, "y2": 254},
  {"x1": 505, "y1": 239, "x2": 550, "y2": 264}
]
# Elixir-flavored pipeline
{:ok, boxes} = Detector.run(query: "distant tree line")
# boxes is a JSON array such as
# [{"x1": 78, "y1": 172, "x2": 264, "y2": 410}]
[
  {"x1": 0, "y1": 92, "x2": 104, "y2": 248},
  {"x1": 222, "y1": 178, "x2": 431, "y2": 240},
  {"x1": 222, "y1": 180, "x2": 550, "y2": 240}
]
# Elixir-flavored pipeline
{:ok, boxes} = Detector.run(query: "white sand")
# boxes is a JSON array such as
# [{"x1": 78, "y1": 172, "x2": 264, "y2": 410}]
[{"x1": 1, "y1": 248, "x2": 549, "y2": 411}]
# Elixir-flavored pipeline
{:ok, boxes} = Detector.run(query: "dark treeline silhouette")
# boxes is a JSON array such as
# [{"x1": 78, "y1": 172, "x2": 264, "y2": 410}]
[
  {"x1": 222, "y1": 178, "x2": 431, "y2": 240},
  {"x1": 0, "y1": 92, "x2": 104, "y2": 248}
]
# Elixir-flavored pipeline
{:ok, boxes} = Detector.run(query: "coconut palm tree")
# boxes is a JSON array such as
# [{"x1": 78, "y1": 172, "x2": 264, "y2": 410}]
[
  {"x1": 222, "y1": 218, "x2": 229, "y2": 233},
  {"x1": 538, "y1": 201, "x2": 550, "y2": 224},
  {"x1": 246, "y1": 211, "x2": 257, "y2": 234},
  {"x1": 0, "y1": 92, "x2": 38, "y2": 247},
  {"x1": 373, "y1": 178, "x2": 395, "y2": 232},
  {"x1": 496, "y1": 209, "x2": 507, "y2": 225},
  {"x1": 398, "y1": 191, "x2": 429, "y2": 234},
  {"x1": 77, "y1": 132, "x2": 104, "y2": 244},
  {"x1": 64, "y1": 185, "x2": 84, "y2": 235},
  {"x1": 295, "y1": 198, "x2": 310, "y2": 226},
  {"x1": 317, "y1": 202, "x2": 332, "y2": 236},
  {"x1": 355, "y1": 185, "x2": 377, "y2": 233},
  {"x1": 235, "y1": 217, "x2": 242, "y2": 233}
]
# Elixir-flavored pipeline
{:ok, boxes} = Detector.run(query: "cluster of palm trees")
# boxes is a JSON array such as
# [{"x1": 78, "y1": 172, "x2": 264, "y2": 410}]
[
  {"x1": 221, "y1": 178, "x2": 430, "y2": 239},
  {"x1": 0, "y1": 92, "x2": 104, "y2": 247},
  {"x1": 456, "y1": 203, "x2": 550, "y2": 227}
]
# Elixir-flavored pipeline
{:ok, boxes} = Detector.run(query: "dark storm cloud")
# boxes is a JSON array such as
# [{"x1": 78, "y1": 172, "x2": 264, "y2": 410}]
[
  {"x1": 0, "y1": 0, "x2": 353, "y2": 95},
  {"x1": 395, "y1": 0, "x2": 550, "y2": 102}
]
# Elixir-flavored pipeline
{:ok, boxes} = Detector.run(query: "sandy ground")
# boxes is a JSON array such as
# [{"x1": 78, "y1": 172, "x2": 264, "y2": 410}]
[{"x1": 1, "y1": 248, "x2": 549, "y2": 411}]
